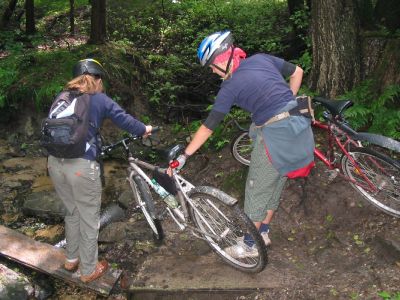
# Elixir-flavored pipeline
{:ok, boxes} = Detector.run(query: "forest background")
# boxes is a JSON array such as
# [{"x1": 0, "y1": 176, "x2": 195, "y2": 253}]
[
  {"x1": 0, "y1": 1, "x2": 399, "y2": 299},
  {"x1": 0, "y1": 0, "x2": 399, "y2": 146}
]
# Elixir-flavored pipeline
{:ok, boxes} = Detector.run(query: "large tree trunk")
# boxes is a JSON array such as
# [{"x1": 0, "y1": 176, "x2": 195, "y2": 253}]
[
  {"x1": 309, "y1": 0, "x2": 361, "y2": 98},
  {"x1": 69, "y1": 0, "x2": 75, "y2": 35},
  {"x1": 89, "y1": 0, "x2": 106, "y2": 44},
  {"x1": 0, "y1": 0, "x2": 18, "y2": 29},
  {"x1": 25, "y1": 0, "x2": 35, "y2": 34}
]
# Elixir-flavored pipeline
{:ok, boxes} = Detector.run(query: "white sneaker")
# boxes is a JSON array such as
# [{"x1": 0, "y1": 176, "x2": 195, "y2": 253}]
[
  {"x1": 224, "y1": 240, "x2": 259, "y2": 259},
  {"x1": 260, "y1": 231, "x2": 272, "y2": 246}
]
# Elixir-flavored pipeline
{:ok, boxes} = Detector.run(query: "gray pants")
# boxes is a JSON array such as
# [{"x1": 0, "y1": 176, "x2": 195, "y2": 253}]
[
  {"x1": 244, "y1": 129, "x2": 287, "y2": 222},
  {"x1": 48, "y1": 156, "x2": 102, "y2": 276}
]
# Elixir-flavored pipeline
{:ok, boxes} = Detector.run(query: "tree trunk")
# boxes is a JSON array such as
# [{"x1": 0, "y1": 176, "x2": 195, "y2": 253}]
[
  {"x1": 69, "y1": 0, "x2": 75, "y2": 35},
  {"x1": 0, "y1": 0, "x2": 18, "y2": 29},
  {"x1": 309, "y1": 0, "x2": 361, "y2": 98},
  {"x1": 25, "y1": 0, "x2": 35, "y2": 34},
  {"x1": 89, "y1": 0, "x2": 106, "y2": 44},
  {"x1": 287, "y1": 0, "x2": 305, "y2": 15}
]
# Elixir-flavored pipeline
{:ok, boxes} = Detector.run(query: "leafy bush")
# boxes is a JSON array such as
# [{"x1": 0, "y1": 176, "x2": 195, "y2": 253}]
[{"x1": 342, "y1": 80, "x2": 400, "y2": 139}]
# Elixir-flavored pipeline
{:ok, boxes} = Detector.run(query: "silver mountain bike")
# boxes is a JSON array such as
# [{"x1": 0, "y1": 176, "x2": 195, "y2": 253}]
[{"x1": 100, "y1": 129, "x2": 267, "y2": 273}]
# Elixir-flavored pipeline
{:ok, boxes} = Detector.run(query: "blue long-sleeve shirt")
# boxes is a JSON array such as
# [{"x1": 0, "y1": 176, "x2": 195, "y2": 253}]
[{"x1": 82, "y1": 93, "x2": 146, "y2": 161}]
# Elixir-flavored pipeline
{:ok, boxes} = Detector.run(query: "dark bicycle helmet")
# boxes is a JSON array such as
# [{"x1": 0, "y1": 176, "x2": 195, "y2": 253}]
[
  {"x1": 197, "y1": 30, "x2": 233, "y2": 67},
  {"x1": 72, "y1": 58, "x2": 105, "y2": 78}
]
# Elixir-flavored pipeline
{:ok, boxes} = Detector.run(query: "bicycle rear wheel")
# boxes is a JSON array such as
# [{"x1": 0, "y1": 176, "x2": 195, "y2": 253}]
[
  {"x1": 188, "y1": 187, "x2": 267, "y2": 273},
  {"x1": 231, "y1": 131, "x2": 251, "y2": 166},
  {"x1": 340, "y1": 147, "x2": 400, "y2": 217},
  {"x1": 129, "y1": 174, "x2": 164, "y2": 241}
]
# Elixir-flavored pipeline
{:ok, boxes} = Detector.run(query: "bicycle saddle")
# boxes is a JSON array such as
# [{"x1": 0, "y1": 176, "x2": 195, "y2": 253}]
[{"x1": 313, "y1": 97, "x2": 353, "y2": 117}]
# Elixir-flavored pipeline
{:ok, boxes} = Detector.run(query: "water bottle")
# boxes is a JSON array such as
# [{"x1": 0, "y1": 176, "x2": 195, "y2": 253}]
[{"x1": 151, "y1": 178, "x2": 179, "y2": 209}]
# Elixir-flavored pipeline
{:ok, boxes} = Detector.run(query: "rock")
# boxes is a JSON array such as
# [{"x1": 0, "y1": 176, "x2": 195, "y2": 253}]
[
  {"x1": 22, "y1": 190, "x2": 66, "y2": 218},
  {"x1": 31, "y1": 176, "x2": 53, "y2": 192},
  {"x1": 98, "y1": 222, "x2": 127, "y2": 242},
  {"x1": 118, "y1": 190, "x2": 133, "y2": 209},
  {"x1": 0, "y1": 263, "x2": 33, "y2": 300},
  {"x1": 35, "y1": 224, "x2": 64, "y2": 243},
  {"x1": 24, "y1": 116, "x2": 35, "y2": 138},
  {"x1": 1, "y1": 213, "x2": 21, "y2": 224},
  {"x1": 0, "y1": 264, "x2": 54, "y2": 300}
]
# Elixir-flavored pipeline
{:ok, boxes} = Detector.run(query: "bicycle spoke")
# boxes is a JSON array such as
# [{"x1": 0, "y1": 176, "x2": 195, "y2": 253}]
[
  {"x1": 342, "y1": 148, "x2": 400, "y2": 217},
  {"x1": 191, "y1": 194, "x2": 261, "y2": 267}
]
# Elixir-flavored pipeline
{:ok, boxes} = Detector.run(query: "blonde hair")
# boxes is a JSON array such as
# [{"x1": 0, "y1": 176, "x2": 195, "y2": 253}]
[{"x1": 65, "y1": 74, "x2": 104, "y2": 94}]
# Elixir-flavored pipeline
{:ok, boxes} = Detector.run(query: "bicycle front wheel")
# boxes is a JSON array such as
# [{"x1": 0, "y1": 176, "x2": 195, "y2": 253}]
[
  {"x1": 231, "y1": 131, "x2": 252, "y2": 166},
  {"x1": 340, "y1": 147, "x2": 400, "y2": 217},
  {"x1": 129, "y1": 174, "x2": 164, "y2": 241},
  {"x1": 188, "y1": 187, "x2": 267, "y2": 273}
]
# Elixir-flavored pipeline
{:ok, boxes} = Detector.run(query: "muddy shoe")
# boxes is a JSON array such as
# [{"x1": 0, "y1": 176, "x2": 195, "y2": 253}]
[
  {"x1": 80, "y1": 260, "x2": 109, "y2": 283},
  {"x1": 64, "y1": 258, "x2": 79, "y2": 272},
  {"x1": 261, "y1": 231, "x2": 272, "y2": 246},
  {"x1": 224, "y1": 240, "x2": 258, "y2": 259}
]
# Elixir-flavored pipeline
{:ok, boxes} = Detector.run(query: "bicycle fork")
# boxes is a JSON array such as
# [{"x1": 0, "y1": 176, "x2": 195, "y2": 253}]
[{"x1": 171, "y1": 175, "x2": 230, "y2": 242}]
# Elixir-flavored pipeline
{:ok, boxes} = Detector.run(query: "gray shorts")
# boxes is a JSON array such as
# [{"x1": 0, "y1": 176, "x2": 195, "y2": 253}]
[{"x1": 244, "y1": 128, "x2": 287, "y2": 222}]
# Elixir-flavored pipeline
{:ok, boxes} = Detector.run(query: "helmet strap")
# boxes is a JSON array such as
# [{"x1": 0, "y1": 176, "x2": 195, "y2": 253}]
[
  {"x1": 224, "y1": 46, "x2": 235, "y2": 75},
  {"x1": 211, "y1": 64, "x2": 227, "y2": 74},
  {"x1": 211, "y1": 46, "x2": 236, "y2": 76}
]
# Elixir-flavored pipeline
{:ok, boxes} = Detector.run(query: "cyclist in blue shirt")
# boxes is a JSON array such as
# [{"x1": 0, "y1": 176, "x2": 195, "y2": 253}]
[{"x1": 177, "y1": 31, "x2": 314, "y2": 258}]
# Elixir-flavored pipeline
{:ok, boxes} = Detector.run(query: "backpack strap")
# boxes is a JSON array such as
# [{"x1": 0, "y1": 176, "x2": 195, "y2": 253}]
[{"x1": 49, "y1": 91, "x2": 83, "y2": 119}]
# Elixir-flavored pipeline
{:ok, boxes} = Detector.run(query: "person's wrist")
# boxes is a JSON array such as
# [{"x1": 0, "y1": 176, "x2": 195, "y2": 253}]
[{"x1": 183, "y1": 152, "x2": 191, "y2": 158}]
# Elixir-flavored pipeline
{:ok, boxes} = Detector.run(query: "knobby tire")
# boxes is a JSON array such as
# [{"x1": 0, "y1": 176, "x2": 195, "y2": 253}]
[
  {"x1": 188, "y1": 189, "x2": 267, "y2": 273},
  {"x1": 129, "y1": 175, "x2": 164, "y2": 241}
]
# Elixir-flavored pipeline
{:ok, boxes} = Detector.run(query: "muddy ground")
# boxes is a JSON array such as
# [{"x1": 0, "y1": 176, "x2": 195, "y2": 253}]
[{"x1": 0, "y1": 121, "x2": 399, "y2": 300}]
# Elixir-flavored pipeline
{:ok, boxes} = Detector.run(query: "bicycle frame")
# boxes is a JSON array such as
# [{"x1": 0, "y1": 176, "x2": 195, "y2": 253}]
[
  {"x1": 127, "y1": 155, "x2": 227, "y2": 241},
  {"x1": 101, "y1": 135, "x2": 236, "y2": 241},
  {"x1": 312, "y1": 119, "x2": 381, "y2": 193}
]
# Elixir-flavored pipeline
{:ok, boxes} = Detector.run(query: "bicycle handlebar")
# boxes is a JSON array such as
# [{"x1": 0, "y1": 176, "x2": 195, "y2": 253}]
[{"x1": 100, "y1": 126, "x2": 160, "y2": 156}]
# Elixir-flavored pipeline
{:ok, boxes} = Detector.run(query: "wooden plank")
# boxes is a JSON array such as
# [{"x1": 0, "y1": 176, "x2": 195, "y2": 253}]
[
  {"x1": 130, "y1": 253, "x2": 293, "y2": 292},
  {"x1": 0, "y1": 225, "x2": 121, "y2": 296}
]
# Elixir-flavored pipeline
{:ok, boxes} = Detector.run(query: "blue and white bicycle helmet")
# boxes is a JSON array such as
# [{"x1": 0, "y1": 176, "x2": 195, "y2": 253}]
[{"x1": 197, "y1": 30, "x2": 233, "y2": 67}]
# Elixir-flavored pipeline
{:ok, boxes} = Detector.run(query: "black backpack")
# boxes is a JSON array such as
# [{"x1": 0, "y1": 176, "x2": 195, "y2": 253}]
[{"x1": 40, "y1": 91, "x2": 92, "y2": 158}]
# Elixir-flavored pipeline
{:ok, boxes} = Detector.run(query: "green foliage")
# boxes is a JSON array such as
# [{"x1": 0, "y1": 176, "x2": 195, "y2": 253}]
[
  {"x1": 1, "y1": 0, "x2": 308, "y2": 125},
  {"x1": 104, "y1": 0, "x2": 295, "y2": 111},
  {"x1": 35, "y1": 0, "x2": 88, "y2": 16},
  {"x1": 292, "y1": 50, "x2": 312, "y2": 75},
  {"x1": 0, "y1": 61, "x2": 18, "y2": 108},
  {"x1": 342, "y1": 81, "x2": 400, "y2": 139},
  {"x1": 378, "y1": 291, "x2": 400, "y2": 300},
  {"x1": 146, "y1": 54, "x2": 187, "y2": 105}
]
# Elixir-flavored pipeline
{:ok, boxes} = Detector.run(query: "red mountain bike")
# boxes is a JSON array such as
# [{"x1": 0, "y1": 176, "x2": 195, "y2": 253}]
[{"x1": 231, "y1": 96, "x2": 400, "y2": 218}]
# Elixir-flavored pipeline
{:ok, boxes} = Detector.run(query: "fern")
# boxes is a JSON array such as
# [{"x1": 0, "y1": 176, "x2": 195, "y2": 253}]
[
  {"x1": 342, "y1": 81, "x2": 400, "y2": 139},
  {"x1": 372, "y1": 85, "x2": 400, "y2": 110},
  {"x1": 344, "y1": 105, "x2": 371, "y2": 130}
]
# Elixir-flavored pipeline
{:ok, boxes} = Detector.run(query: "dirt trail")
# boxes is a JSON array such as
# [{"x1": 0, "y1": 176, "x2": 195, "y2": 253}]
[
  {"x1": 0, "y1": 132, "x2": 399, "y2": 299},
  {"x1": 125, "y1": 149, "x2": 400, "y2": 299}
]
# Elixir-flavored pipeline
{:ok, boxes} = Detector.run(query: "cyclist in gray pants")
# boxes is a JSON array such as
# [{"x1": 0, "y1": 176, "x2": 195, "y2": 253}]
[
  {"x1": 176, "y1": 31, "x2": 314, "y2": 258},
  {"x1": 47, "y1": 59, "x2": 153, "y2": 282}
]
